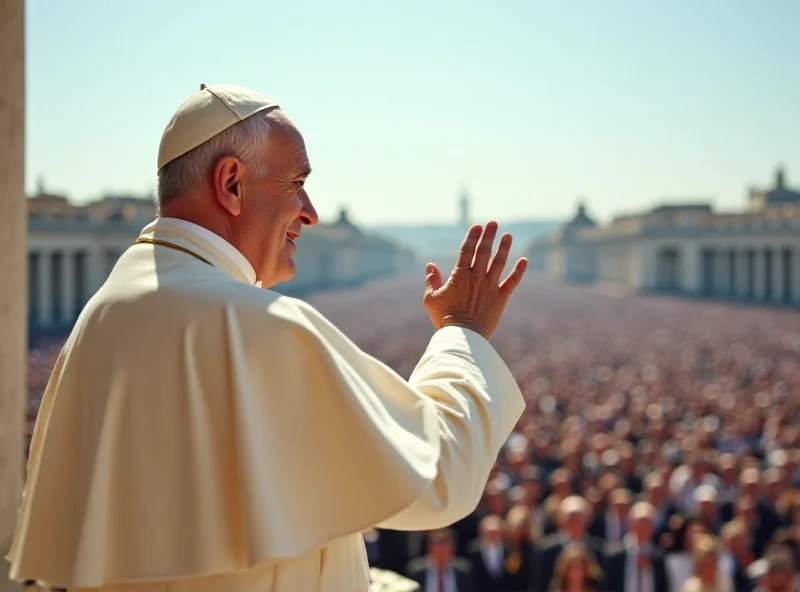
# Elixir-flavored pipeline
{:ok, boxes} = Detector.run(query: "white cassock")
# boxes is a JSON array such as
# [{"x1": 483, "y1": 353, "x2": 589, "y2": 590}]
[{"x1": 7, "y1": 217, "x2": 526, "y2": 592}]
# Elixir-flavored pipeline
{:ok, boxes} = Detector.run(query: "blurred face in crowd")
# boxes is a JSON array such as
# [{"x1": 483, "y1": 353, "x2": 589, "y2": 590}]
[
  {"x1": 725, "y1": 529, "x2": 750, "y2": 557},
  {"x1": 428, "y1": 533, "x2": 455, "y2": 568},
  {"x1": 762, "y1": 568, "x2": 795, "y2": 592},
  {"x1": 737, "y1": 498, "x2": 759, "y2": 528},
  {"x1": 562, "y1": 510, "x2": 588, "y2": 541},
  {"x1": 684, "y1": 522, "x2": 707, "y2": 552},
  {"x1": 506, "y1": 511, "x2": 529, "y2": 544},
  {"x1": 719, "y1": 455, "x2": 738, "y2": 485},
  {"x1": 565, "y1": 557, "x2": 588, "y2": 587},
  {"x1": 630, "y1": 515, "x2": 655, "y2": 545},
  {"x1": 791, "y1": 503, "x2": 800, "y2": 527},
  {"x1": 479, "y1": 519, "x2": 504, "y2": 546},
  {"x1": 536, "y1": 438, "x2": 552, "y2": 459},
  {"x1": 763, "y1": 471, "x2": 782, "y2": 501},
  {"x1": 698, "y1": 499, "x2": 717, "y2": 521},
  {"x1": 620, "y1": 451, "x2": 636, "y2": 475},
  {"x1": 645, "y1": 476, "x2": 666, "y2": 507},
  {"x1": 508, "y1": 449, "x2": 528, "y2": 475},
  {"x1": 486, "y1": 492, "x2": 507, "y2": 516},
  {"x1": 599, "y1": 473, "x2": 620, "y2": 498},
  {"x1": 642, "y1": 446, "x2": 657, "y2": 466},
  {"x1": 584, "y1": 487, "x2": 604, "y2": 516},
  {"x1": 762, "y1": 548, "x2": 797, "y2": 592},
  {"x1": 611, "y1": 490, "x2": 632, "y2": 519},
  {"x1": 562, "y1": 447, "x2": 581, "y2": 472},
  {"x1": 553, "y1": 473, "x2": 572, "y2": 498},
  {"x1": 741, "y1": 472, "x2": 760, "y2": 498},
  {"x1": 782, "y1": 455, "x2": 798, "y2": 483},
  {"x1": 690, "y1": 456, "x2": 706, "y2": 482},
  {"x1": 523, "y1": 477, "x2": 543, "y2": 505},
  {"x1": 697, "y1": 551, "x2": 718, "y2": 584}
]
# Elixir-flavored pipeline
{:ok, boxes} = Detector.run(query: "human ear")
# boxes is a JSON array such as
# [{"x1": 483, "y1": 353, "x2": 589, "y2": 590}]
[{"x1": 212, "y1": 156, "x2": 243, "y2": 216}]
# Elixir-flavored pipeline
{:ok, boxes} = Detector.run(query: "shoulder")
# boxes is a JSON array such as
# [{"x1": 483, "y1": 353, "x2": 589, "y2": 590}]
[
  {"x1": 665, "y1": 552, "x2": 688, "y2": 569},
  {"x1": 187, "y1": 287, "x2": 344, "y2": 351},
  {"x1": 537, "y1": 534, "x2": 563, "y2": 553},
  {"x1": 453, "y1": 557, "x2": 472, "y2": 573},
  {"x1": 406, "y1": 557, "x2": 428, "y2": 575},
  {"x1": 604, "y1": 544, "x2": 625, "y2": 561}
]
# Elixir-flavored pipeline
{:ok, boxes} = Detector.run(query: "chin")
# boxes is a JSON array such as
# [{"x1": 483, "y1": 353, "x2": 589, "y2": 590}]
[{"x1": 276, "y1": 259, "x2": 297, "y2": 283}]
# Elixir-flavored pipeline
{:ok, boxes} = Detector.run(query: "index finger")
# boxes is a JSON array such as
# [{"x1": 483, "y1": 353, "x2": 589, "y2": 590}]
[{"x1": 454, "y1": 224, "x2": 483, "y2": 269}]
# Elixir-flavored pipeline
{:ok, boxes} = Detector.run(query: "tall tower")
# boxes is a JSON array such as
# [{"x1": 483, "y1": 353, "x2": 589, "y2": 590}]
[
  {"x1": 776, "y1": 164, "x2": 786, "y2": 189},
  {"x1": 459, "y1": 187, "x2": 470, "y2": 228}
]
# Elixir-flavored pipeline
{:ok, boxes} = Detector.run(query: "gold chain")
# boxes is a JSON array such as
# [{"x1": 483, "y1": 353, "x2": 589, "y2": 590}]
[{"x1": 134, "y1": 237, "x2": 213, "y2": 266}]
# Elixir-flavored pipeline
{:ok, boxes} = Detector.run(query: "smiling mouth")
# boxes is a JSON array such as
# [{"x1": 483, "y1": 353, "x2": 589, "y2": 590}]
[{"x1": 286, "y1": 232, "x2": 299, "y2": 246}]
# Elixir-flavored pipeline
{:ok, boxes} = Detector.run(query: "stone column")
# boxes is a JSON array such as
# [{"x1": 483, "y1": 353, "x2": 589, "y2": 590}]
[
  {"x1": 725, "y1": 250, "x2": 736, "y2": 296},
  {"x1": 772, "y1": 246, "x2": 787, "y2": 302},
  {"x1": 735, "y1": 249, "x2": 749, "y2": 300},
  {"x1": 753, "y1": 249, "x2": 766, "y2": 301},
  {"x1": 793, "y1": 248, "x2": 800, "y2": 306},
  {"x1": 681, "y1": 241, "x2": 701, "y2": 295},
  {"x1": 714, "y1": 248, "x2": 728, "y2": 297},
  {"x1": 61, "y1": 250, "x2": 75, "y2": 322},
  {"x1": 0, "y1": 0, "x2": 26, "y2": 590},
  {"x1": 37, "y1": 250, "x2": 51, "y2": 327}
]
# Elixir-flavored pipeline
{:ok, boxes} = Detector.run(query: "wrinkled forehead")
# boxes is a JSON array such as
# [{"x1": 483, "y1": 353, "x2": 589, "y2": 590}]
[{"x1": 265, "y1": 111, "x2": 311, "y2": 174}]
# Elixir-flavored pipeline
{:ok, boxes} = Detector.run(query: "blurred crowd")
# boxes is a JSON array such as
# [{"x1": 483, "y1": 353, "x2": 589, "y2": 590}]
[
  {"x1": 25, "y1": 274, "x2": 800, "y2": 592},
  {"x1": 311, "y1": 275, "x2": 800, "y2": 592}
]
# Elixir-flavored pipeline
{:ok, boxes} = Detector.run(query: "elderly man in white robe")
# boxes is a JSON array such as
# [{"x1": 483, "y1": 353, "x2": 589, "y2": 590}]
[{"x1": 7, "y1": 84, "x2": 528, "y2": 592}]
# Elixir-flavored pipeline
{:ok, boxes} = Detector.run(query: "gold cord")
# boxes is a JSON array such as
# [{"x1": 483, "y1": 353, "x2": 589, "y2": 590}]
[{"x1": 134, "y1": 237, "x2": 213, "y2": 266}]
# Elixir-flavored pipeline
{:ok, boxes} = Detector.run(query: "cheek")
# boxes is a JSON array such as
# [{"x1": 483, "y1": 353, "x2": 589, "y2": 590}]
[{"x1": 281, "y1": 194, "x2": 303, "y2": 219}]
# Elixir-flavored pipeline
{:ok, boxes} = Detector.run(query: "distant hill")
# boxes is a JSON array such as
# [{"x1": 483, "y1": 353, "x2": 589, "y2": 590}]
[{"x1": 367, "y1": 220, "x2": 561, "y2": 267}]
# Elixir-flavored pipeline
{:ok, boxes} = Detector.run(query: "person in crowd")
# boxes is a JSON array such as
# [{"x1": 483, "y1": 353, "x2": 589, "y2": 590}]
[
  {"x1": 468, "y1": 515, "x2": 508, "y2": 592},
  {"x1": 671, "y1": 451, "x2": 720, "y2": 514},
  {"x1": 602, "y1": 501, "x2": 669, "y2": 592},
  {"x1": 520, "y1": 466, "x2": 547, "y2": 542},
  {"x1": 681, "y1": 535, "x2": 733, "y2": 592},
  {"x1": 736, "y1": 496, "x2": 778, "y2": 559},
  {"x1": 618, "y1": 442, "x2": 645, "y2": 494},
  {"x1": 695, "y1": 485, "x2": 724, "y2": 535},
  {"x1": 719, "y1": 519, "x2": 755, "y2": 592},
  {"x1": 407, "y1": 529, "x2": 476, "y2": 592},
  {"x1": 533, "y1": 496, "x2": 605, "y2": 592},
  {"x1": 602, "y1": 487, "x2": 633, "y2": 544},
  {"x1": 644, "y1": 473, "x2": 679, "y2": 545},
  {"x1": 504, "y1": 505, "x2": 535, "y2": 592},
  {"x1": 548, "y1": 545, "x2": 603, "y2": 592},
  {"x1": 752, "y1": 545, "x2": 798, "y2": 592},
  {"x1": 666, "y1": 516, "x2": 735, "y2": 592}
]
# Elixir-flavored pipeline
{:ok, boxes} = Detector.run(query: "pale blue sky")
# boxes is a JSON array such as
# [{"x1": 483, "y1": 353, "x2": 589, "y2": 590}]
[{"x1": 26, "y1": 0, "x2": 800, "y2": 225}]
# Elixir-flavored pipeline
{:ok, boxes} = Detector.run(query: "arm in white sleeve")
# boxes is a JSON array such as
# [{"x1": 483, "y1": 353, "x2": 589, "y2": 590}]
[{"x1": 376, "y1": 326, "x2": 525, "y2": 530}]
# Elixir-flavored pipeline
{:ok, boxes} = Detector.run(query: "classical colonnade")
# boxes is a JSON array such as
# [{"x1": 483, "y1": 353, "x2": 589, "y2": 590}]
[
  {"x1": 27, "y1": 248, "x2": 112, "y2": 328},
  {"x1": 655, "y1": 243, "x2": 800, "y2": 303}
]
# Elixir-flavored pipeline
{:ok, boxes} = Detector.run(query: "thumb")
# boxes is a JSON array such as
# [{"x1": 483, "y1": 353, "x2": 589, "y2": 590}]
[{"x1": 425, "y1": 262, "x2": 443, "y2": 292}]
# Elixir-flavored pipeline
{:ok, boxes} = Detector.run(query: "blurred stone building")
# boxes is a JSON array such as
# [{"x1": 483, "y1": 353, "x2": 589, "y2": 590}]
[
  {"x1": 528, "y1": 166, "x2": 800, "y2": 304},
  {"x1": 27, "y1": 189, "x2": 415, "y2": 336}
]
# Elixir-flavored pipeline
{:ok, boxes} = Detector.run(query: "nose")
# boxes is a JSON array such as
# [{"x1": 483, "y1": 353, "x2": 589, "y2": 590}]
[{"x1": 299, "y1": 188, "x2": 318, "y2": 227}]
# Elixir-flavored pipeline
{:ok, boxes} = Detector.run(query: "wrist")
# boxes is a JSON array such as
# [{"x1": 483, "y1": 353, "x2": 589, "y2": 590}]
[{"x1": 440, "y1": 317, "x2": 488, "y2": 339}]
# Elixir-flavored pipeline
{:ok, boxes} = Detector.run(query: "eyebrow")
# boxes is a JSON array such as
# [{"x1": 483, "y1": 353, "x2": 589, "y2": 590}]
[{"x1": 299, "y1": 166, "x2": 312, "y2": 178}]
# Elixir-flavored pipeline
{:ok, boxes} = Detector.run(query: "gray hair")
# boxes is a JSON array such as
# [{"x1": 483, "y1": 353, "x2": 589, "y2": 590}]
[{"x1": 157, "y1": 111, "x2": 274, "y2": 206}]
